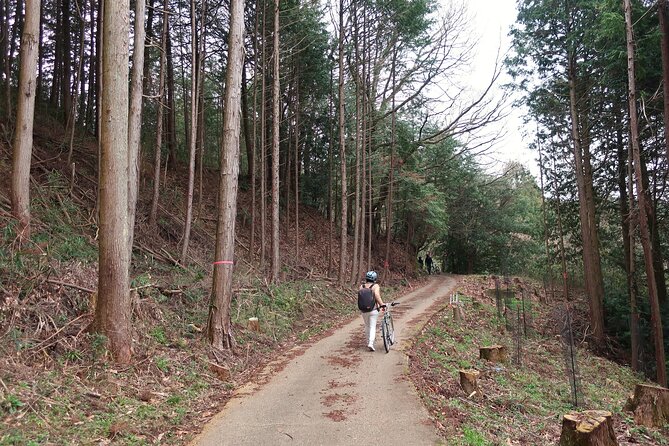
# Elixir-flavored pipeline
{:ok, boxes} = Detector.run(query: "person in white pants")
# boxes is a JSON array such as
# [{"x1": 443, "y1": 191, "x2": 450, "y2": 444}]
[{"x1": 360, "y1": 271, "x2": 384, "y2": 351}]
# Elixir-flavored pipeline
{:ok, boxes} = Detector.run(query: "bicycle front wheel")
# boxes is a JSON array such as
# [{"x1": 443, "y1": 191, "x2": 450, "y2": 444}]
[{"x1": 387, "y1": 313, "x2": 395, "y2": 345}]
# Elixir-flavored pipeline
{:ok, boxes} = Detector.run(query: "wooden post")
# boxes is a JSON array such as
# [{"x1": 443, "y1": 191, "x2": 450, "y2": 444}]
[
  {"x1": 559, "y1": 410, "x2": 617, "y2": 446},
  {"x1": 624, "y1": 383, "x2": 669, "y2": 428},
  {"x1": 479, "y1": 345, "x2": 507, "y2": 363},
  {"x1": 459, "y1": 369, "x2": 479, "y2": 396}
]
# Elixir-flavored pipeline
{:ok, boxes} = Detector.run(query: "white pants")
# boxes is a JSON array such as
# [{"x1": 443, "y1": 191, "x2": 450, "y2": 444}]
[{"x1": 361, "y1": 309, "x2": 379, "y2": 347}]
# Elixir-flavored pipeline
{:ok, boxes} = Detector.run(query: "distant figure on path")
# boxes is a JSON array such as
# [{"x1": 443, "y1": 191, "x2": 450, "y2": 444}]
[
  {"x1": 418, "y1": 256, "x2": 424, "y2": 270},
  {"x1": 358, "y1": 270, "x2": 385, "y2": 351},
  {"x1": 425, "y1": 253, "x2": 433, "y2": 274}
]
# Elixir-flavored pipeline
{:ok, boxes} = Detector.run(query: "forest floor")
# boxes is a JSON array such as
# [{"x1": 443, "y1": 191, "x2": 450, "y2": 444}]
[
  {"x1": 1, "y1": 116, "x2": 668, "y2": 445},
  {"x1": 0, "y1": 115, "x2": 421, "y2": 445},
  {"x1": 408, "y1": 275, "x2": 669, "y2": 445}
]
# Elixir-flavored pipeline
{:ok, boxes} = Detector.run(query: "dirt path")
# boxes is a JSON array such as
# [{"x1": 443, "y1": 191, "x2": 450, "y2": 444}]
[{"x1": 191, "y1": 275, "x2": 458, "y2": 446}]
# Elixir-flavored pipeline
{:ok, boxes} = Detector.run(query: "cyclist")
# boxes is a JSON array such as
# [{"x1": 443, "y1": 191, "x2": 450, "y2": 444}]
[{"x1": 360, "y1": 270, "x2": 385, "y2": 351}]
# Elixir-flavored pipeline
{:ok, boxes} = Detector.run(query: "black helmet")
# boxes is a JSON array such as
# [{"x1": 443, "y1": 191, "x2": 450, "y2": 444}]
[{"x1": 365, "y1": 271, "x2": 378, "y2": 282}]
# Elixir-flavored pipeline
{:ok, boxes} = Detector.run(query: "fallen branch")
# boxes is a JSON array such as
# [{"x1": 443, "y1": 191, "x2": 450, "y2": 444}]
[{"x1": 46, "y1": 279, "x2": 95, "y2": 294}]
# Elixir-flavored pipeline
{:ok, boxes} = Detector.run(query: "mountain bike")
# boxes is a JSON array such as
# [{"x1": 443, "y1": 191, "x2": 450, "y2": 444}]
[{"x1": 380, "y1": 302, "x2": 399, "y2": 353}]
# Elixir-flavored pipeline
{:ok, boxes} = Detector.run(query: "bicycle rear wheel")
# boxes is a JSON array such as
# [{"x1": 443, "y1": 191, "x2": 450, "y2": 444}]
[
  {"x1": 382, "y1": 316, "x2": 391, "y2": 353},
  {"x1": 387, "y1": 313, "x2": 395, "y2": 345}
]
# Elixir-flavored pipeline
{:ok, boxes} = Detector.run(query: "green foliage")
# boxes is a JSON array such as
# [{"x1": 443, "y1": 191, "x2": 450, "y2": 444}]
[{"x1": 1, "y1": 394, "x2": 24, "y2": 414}]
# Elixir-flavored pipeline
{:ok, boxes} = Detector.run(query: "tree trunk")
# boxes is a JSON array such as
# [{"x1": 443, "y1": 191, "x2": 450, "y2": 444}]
[
  {"x1": 207, "y1": 0, "x2": 244, "y2": 350},
  {"x1": 61, "y1": 0, "x2": 72, "y2": 124},
  {"x1": 383, "y1": 49, "x2": 396, "y2": 282},
  {"x1": 639, "y1": 157, "x2": 667, "y2": 304},
  {"x1": 337, "y1": 0, "x2": 347, "y2": 285},
  {"x1": 94, "y1": 0, "x2": 132, "y2": 364},
  {"x1": 149, "y1": 0, "x2": 168, "y2": 228},
  {"x1": 181, "y1": 0, "x2": 201, "y2": 264},
  {"x1": 270, "y1": 0, "x2": 280, "y2": 282},
  {"x1": 617, "y1": 115, "x2": 639, "y2": 372},
  {"x1": 0, "y1": 0, "x2": 7, "y2": 116},
  {"x1": 242, "y1": 66, "x2": 254, "y2": 180},
  {"x1": 11, "y1": 0, "x2": 40, "y2": 243},
  {"x1": 250, "y1": 1, "x2": 259, "y2": 259},
  {"x1": 127, "y1": 0, "x2": 146, "y2": 257},
  {"x1": 294, "y1": 73, "x2": 300, "y2": 261},
  {"x1": 166, "y1": 23, "x2": 177, "y2": 169},
  {"x1": 624, "y1": 0, "x2": 667, "y2": 387},
  {"x1": 260, "y1": 0, "x2": 267, "y2": 268},
  {"x1": 659, "y1": 0, "x2": 669, "y2": 164},
  {"x1": 567, "y1": 55, "x2": 605, "y2": 343}
]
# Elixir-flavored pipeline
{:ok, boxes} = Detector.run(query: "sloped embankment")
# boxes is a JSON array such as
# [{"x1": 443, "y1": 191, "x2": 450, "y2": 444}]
[{"x1": 408, "y1": 275, "x2": 668, "y2": 445}]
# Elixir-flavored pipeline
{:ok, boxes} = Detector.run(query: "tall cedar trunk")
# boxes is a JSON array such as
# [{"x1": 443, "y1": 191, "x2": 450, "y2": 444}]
[
  {"x1": 537, "y1": 138, "x2": 551, "y2": 279},
  {"x1": 1, "y1": 0, "x2": 7, "y2": 116},
  {"x1": 328, "y1": 65, "x2": 335, "y2": 275},
  {"x1": 337, "y1": 0, "x2": 347, "y2": 284},
  {"x1": 149, "y1": 0, "x2": 168, "y2": 228},
  {"x1": 11, "y1": 0, "x2": 40, "y2": 242},
  {"x1": 94, "y1": 0, "x2": 102, "y2": 137},
  {"x1": 62, "y1": 0, "x2": 72, "y2": 124},
  {"x1": 553, "y1": 160, "x2": 570, "y2": 302},
  {"x1": 207, "y1": 0, "x2": 244, "y2": 350},
  {"x1": 85, "y1": 0, "x2": 97, "y2": 130},
  {"x1": 166, "y1": 23, "x2": 177, "y2": 169},
  {"x1": 196, "y1": 0, "x2": 206, "y2": 219},
  {"x1": 181, "y1": 0, "x2": 201, "y2": 264},
  {"x1": 567, "y1": 55, "x2": 605, "y2": 343},
  {"x1": 250, "y1": 0, "x2": 259, "y2": 260},
  {"x1": 142, "y1": 0, "x2": 155, "y2": 96},
  {"x1": 294, "y1": 73, "x2": 299, "y2": 260},
  {"x1": 350, "y1": 5, "x2": 361, "y2": 285},
  {"x1": 383, "y1": 49, "x2": 396, "y2": 280},
  {"x1": 95, "y1": 0, "x2": 132, "y2": 364},
  {"x1": 270, "y1": 0, "x2": 280, "y2": 282},
  {"x1": 242, "y1": 67, "x2": 254, "y2": 179},
  {"x1": 260, "y1": 0, "x2": 267, "y2": 268},
  {"x1": 4, "y1": 0, "x2": 13, "y2": 115},
  {"x1": 66, "y1": 0, "x2": 85, "y2": 164},
  {"x1": 639, "y1": 157, "x2": 667, "y2": 304},
  {"x1": 621, "y1": 120, "x2": 641, "y2": 372},
  {"x1": 127, "y1": 0, "x2": 146, "y2": 257},
  {"x1": 624, "y1": 0, "x2": 667, "y2": 387},
  {"x1": 659, "y1": 0, "x2": 669, "y2": 164}
]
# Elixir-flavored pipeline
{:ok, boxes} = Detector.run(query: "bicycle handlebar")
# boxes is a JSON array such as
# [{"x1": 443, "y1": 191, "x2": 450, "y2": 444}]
[{"x1": 379, "y1": 302, "x2": 399, "y2": 309}]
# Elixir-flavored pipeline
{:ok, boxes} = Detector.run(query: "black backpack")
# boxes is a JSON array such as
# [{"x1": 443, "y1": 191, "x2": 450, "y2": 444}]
[{"x1": 357, "y1": 284, "x2": 376, "y2": 312}]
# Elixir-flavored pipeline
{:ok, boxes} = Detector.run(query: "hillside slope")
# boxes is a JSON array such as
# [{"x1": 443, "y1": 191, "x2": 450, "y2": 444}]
[
  {"x1": 0, "y1": 116, "x2": 420, "y2": 445},
  {"x1": 409, "y1": 275, "x2": 669, "y2": 445}
]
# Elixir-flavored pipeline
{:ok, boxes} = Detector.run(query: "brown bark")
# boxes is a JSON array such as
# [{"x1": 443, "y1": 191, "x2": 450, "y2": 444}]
[
  {"x1": 294, "y1": 73, "x2": 300, "y2": 261},
  {"x1": 624, "y1": 383, "x2": 669, "y2": 428},
  {"x1": 149, "y1": 0, "x2": 169, "y2": 228},
  {"x1": 479, "y1": 345, "x2": 507, "y2": 363},
  {"x1": 624, "y1": 0, "x2": 667, "y2": 387},
  {"x1": 559, "y1": 410, "x2": 617, "y2": 446},
  {"x1": 567, "y1": 56, "x2": 605, "y2": 343},
  {"x1": 11, "y1": 0, "x2": 41, "y2": 243},
  {"x1": 181, "y1": 0, "x2": 201, "y2": 264},
  {"x1": 94, "y1": 0, "x2": 132, "y2": 364},
  {"x1": 165, "y1": 23, "x2": 177, "y2": 169},
  {"x1": 617, "y1": 117, "x2": 639, "y2": 371},
  {"x1": 659, "y1": 0, "x2": 669, "y2": 164},
  {"x1": 459, "y1": 369, "x2": 479, "y2": 395},
  {"x1": 337, "y1": 0, "x2": 348, "y2": 285},
  {"x1": 260, "y1": 0, "x2": 267, "y2": 268},
  {"x1": 127, "y1": 0, "x2": 146, "y2": 257},
  {"x1": 270, "y1": 0, "x2": 280, "y2": 282},
  {"x1": 207, "y1": 0, "x2": 244, "y2": 351},
  {"x1": 250, "y1": 1, "x2": 259, "y2": 259}
]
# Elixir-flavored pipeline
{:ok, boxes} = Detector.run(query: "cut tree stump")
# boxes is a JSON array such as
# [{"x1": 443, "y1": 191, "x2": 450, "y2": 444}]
[
  {"x1": 559, "y1": 410, "x2": 617, "y2": 446},
  {"x1": 479, "y1": 345, "x2": 507, "y2": 363},
  {"x1": 248, "y1": 317, "x2": 260, "y2": 332},
  {"x1": 459, "y1": 369, "x2": 480, "y2": 395},
  {"x1": 624, "y1": 383, "x2": 669, "y2": 428},
  {"x1": 452, "y1": 305, "x2": 464, "y2": 321}
]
